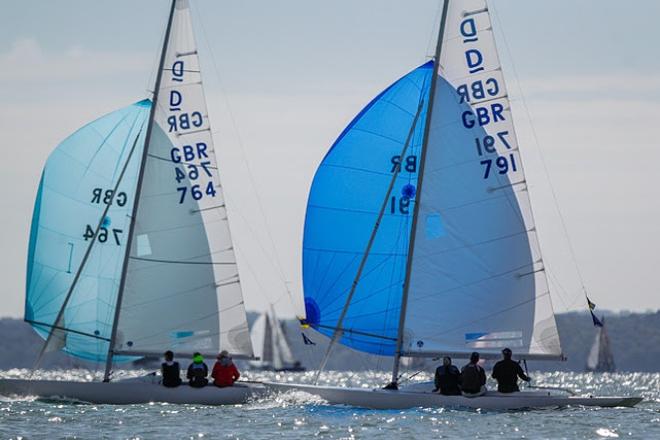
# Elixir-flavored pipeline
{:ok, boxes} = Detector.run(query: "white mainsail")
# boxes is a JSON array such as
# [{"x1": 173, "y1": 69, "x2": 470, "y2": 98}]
[
  {"x1": 271, "y1": 309, "x2": 296, "y2": 369},
  {"x1": 400, "y1": 0, "x2": 561, "y2": 359},
  {"x1": 586, "y1": 320, "x2": 615, "y2": 372},
  {"x1": 250, "y1": 308, "x2": 298, "y2": 370},
  {"x1": 251, "y1": 312, "x2": 274, "y2": 365},
  {"x1": 112, "y1": 0, "x2": 253, "y2": 358},
  {"x1": 586, "y1": 330, "x2": 600, "y2": 371}
]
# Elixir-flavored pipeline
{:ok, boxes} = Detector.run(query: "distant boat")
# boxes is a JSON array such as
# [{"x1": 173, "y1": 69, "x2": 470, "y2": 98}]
[
  {"x1": 586, "y1": 317, "x2": 616, "y2": 373},
  {"x1": 0, "y1": 0, "x2": 266, "y2": 404},
  {"x1": 249, "y1": 308, "x2": 305, "y2": 372},
  {"x1": 265, "y1": 0, "x2": 641, "y2": 409}
]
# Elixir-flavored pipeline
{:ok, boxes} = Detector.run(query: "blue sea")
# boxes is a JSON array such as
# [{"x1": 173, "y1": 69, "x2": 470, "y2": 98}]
[{"x1": 0, "y1": 370, "x2": 658, "y2": 439}]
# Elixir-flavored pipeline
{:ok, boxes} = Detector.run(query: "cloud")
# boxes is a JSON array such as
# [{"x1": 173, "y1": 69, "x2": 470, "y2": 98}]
[
  {"x1": 0, "y1": 37, "x2": 151, "y2": 82},
  {"x1": 515, "y1": 72, "x2": 660, "y2": 100}
]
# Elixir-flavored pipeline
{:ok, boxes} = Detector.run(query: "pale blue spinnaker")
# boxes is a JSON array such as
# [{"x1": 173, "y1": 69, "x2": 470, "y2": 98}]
[{"x1": 25, "y1": 100, "x2": 150, "y2": 362}]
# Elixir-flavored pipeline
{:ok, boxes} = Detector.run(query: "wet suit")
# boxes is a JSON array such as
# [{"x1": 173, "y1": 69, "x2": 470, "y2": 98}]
[
  {"x1": 161, "y1": 361, "x2": 182, "y2": 388},
  {"x1": 187, "y1": 362, "x2": 209, "y2": 388},
  {"x1": 492, "y1": 359, "x2": 530, "y2": 393},
  {"x1": 434, "y1": 365, "x2": 461, "y2": 396}
]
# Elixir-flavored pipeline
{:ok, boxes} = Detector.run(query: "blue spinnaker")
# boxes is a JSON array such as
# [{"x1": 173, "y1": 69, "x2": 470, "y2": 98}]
[
  {"x1": 302, "y1": 63, "x2": 432, "y2": 355},
  {"x1": 25, "y1": 100, "x2": 150, "y2": 362}
]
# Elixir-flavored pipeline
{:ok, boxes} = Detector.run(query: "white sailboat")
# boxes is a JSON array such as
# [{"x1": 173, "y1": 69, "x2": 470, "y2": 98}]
[
  {"x1": 586, "y1": 318, "x2": 616, "y2": 373},
  {"x1": 265, "y1": 0, "x2": 641, "y2": 409},
  {"x1": 0, "y1": 0, "x2": 266, "y2": 405},
  {"x1": 249, "y1": 308, "x2": 305, "y2": 372}
]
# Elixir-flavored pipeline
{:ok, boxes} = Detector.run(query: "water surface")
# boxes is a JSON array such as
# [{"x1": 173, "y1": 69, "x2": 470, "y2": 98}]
[{"x1": 0, "y1": 370, "x2": 657, "y2": 439}]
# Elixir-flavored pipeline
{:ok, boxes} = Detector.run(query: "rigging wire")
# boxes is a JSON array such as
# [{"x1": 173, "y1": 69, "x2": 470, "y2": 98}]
[
  {"x1": 489, "y1": 2, "x2": 591, "y2": 309},
  {"x1": 191, "y1": 3, "x2": 299, "y2": 315}
]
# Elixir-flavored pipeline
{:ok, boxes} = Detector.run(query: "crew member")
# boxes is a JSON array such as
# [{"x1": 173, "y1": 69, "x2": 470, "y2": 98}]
[
  {"x1": 434, "y1": 356, "x2": 461, "y2": 396},
  {"x1": 492, "y1": 348, "x2": 531, "y2": 393},
  {"x1": 161, "y1": 350, "x2": 182, "y2": 388},
  {"x1": 461, "y1": 352, "x2": 487, "y2": 397},
  {"x1": 211, "y1": 350, "x2": 241, "y2": 388},
  {"x1": 187, "y1": 352, "x2": 209, "y2": 388}
]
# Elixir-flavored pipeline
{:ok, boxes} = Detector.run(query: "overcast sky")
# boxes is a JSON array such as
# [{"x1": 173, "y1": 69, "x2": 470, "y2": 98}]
[{"x1": 1, "y1": 0, "x2": 658, "y2": 319}]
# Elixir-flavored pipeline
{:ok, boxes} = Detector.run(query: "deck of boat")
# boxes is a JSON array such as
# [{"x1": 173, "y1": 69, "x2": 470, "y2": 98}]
[
  {"x1": 264, "y1": 381, "x2": 643, "y2": 410},
  {"x1": 0, "y1": 378, "x2": 267, "y2": 405}
]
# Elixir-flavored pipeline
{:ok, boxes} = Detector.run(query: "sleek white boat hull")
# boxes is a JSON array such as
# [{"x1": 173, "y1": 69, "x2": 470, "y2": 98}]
[
  {"x1": 0, "y1": 378, "x2": 266, "y2": 405},
  {"x1": 264, "y1": 382, "x2": 643, "y2": 410}
]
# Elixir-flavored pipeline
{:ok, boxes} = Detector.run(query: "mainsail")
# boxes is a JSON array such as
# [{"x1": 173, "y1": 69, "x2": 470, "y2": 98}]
[
  {"x1": 302, "y1": 0, "x2": 562, "y2": 365},
  {"x1": 400, "y1": 0, "x2": 561, "y2": 359},
  {"x1": 26, "y1": 0, "x2": 253, "y2": 367},
  {"x1": 112, "y1": 0, "x2": 252, "y2": 359}
]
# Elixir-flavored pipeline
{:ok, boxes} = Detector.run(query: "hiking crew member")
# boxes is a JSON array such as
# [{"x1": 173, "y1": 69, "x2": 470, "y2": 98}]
[
  {"x1": 187, "y1": 352, "x2": 209, "y2": 388},
  {"x1": 434, "y1": 356, "x2": 461, "y2": 396},
  {"x1": 211, "y1": 350, "x2": 241, "y2": 387},
  {"x1": 161, "y1": 350, "x2": 182, "y2": 388},
  {"x1": 460, "y1": 352, "x2": 487, "y2": 397},
  {"x1": 492, "y1": 348, "x2": 531, "y2": 393}
]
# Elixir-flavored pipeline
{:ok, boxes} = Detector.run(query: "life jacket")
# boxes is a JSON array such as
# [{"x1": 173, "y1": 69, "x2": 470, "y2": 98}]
[
  {"x1": 161, "y1": 361, "x2": 181, "y2": 387},
  {"x1": 187, "y1": 362, "x2": 208, "y2": 388}
]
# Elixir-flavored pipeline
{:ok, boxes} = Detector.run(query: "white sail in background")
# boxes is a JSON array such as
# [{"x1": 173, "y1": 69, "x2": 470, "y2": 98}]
[
  {"x1": 586, "y1": 331, "x2": 600, "y2": 371},
  {"x1": 270, "y1": 308, "x2": 296, "y2": 369},
  {"x1": 113, "y1": 0, "x2": 253, "y2": 357},
  {"x1": 251, "y1": 312, "x2": 274, "y2": 365},
  {"x1": 250, "y1": 308, "x2": 300, "y2": 370},
  {"x1": 401, "y1": 0, "x2": 561, "y2": 359},
  {"x1": 586, "y1": 320, "x2": 615, "y2": 372}
]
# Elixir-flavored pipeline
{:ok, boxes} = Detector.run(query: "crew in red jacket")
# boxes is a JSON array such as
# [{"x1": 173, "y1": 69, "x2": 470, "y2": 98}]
[{"x1": 211, "y1": 350, "x2": 240, "y2": 387}]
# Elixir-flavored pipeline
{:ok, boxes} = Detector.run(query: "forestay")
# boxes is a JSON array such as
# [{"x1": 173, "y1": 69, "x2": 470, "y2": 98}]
[
  {"x1": 25, "y1": 101, "x2": 150, "y2": 362},
  {"x1": 112, "y1": 0, "x2": 253, "y2": 358},
  {"x1": 401, "y1": 0, "x2": 561, "y2": 359},
  {"x1": 301, "y1": 63, "x2": 433, "y2": 355}
]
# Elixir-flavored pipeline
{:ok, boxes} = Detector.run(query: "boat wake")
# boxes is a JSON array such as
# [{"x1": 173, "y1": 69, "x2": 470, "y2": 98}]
[{"x1": 249, "y1": 389, "x2": 328, "y2": 410}]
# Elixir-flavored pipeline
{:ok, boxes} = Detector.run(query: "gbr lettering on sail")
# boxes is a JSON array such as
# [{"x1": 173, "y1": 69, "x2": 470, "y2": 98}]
[
  {"x1": 442, "y1": 0, "x2": 522, "y2": 183},
  {"x1": 163, "y1": 53, "x2": 217, "y2": 205}
]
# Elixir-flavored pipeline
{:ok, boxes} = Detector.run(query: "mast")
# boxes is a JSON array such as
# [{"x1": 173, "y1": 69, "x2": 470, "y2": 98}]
[
  {"x1": 390, "y1": 0, "x2": 450, "y2": 387},
  {"x1": 103, "y1": 0, "x2": 177, "y2": 382}
]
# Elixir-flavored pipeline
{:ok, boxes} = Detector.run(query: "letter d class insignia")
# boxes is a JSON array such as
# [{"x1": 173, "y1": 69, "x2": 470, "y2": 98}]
[
  {"x1": 169, "y1": 90, "x2": 182, "y2": 111},
  {"x1": 460, "y1": 18, "x2": 478, "y2": 42},
  {"x1": 465, "y1": 49, "x2": 484, "y2": 74}
]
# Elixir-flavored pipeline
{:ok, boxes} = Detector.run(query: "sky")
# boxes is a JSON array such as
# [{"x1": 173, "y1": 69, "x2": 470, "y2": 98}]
[{"x1": 0, "y1": 0, "x2": 658, "y2": 319}]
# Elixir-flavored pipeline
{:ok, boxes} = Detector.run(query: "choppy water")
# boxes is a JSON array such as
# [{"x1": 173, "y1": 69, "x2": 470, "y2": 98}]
[{"x1": 0, "y1": 370, "x2": 658, "y2": 439}]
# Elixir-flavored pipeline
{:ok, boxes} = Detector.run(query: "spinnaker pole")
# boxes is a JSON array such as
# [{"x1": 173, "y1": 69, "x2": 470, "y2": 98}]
[
  {"x1": 389, "y1": 0, "x2": 450, "y2": 388},
  {"x1": 103, "y1": 0, "x2": 177, "y2": 382}
]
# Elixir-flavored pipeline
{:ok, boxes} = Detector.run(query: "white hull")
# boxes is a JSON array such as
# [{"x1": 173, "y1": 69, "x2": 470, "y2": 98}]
[
  {"x1": 264, "y1": 382, "x2": 642, "y2": 410},
  {"x1": 0, "y1": 378, "x2": 266, "y2": 405}
]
